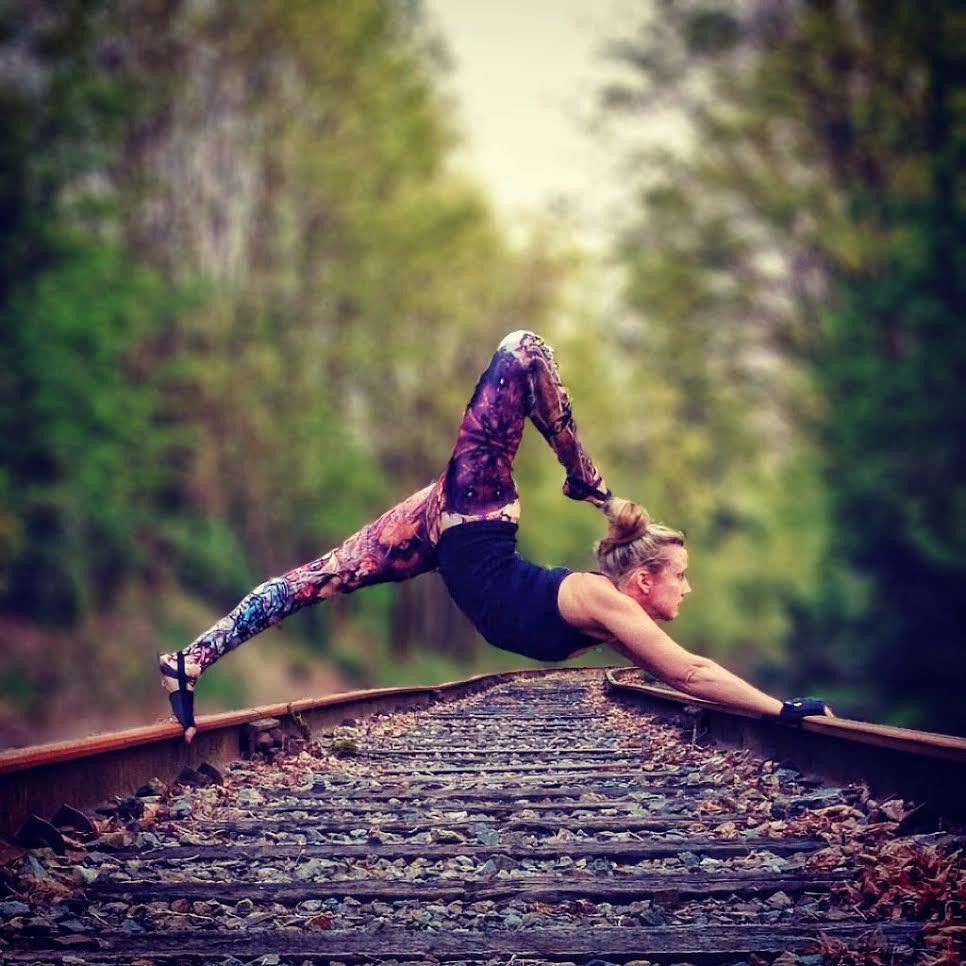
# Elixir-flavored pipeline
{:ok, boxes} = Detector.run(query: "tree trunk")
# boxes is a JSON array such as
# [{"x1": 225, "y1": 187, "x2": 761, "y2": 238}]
[{"x1": 391, "y1": 573, "x2": 476, "y2": 661}]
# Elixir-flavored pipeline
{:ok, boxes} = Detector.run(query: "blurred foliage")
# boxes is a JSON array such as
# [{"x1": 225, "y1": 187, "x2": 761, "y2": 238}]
[
  {"x1": 0, "y1": 0, "x2": 962, "y2": 740},
  {"x1": 0, "y1": 1, "x2": 177, "y2": 622},
  {"x1": 0, "y1": 0, "x2": 573, "y2": 741},
  {"x1": 601, "y1": 0, "x2": 965, "y2": 733}
]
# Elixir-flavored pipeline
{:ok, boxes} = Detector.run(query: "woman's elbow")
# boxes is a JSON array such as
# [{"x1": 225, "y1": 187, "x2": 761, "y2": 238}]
[{"x1": 673, "y1": 656, "x2": 716, "y2": 692}]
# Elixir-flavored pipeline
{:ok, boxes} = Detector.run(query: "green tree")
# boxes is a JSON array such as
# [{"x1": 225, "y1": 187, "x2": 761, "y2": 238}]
[
  {"x1": 2, "y1": 0, "x2": 573, "y2": 668},
  {"x1": 101, "y1": 0, "x2": 577, "y2": 657},
  {"x1": 601, "y1": 0, "x2": 966, "y2": 731},
  {"x1": 0, "y1": 1, "x2": 174, "y2": 622}
]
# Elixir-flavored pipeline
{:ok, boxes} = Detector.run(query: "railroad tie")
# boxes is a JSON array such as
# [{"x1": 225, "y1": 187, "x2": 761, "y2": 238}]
[{"x1": 1, "y1": 669, "x2": 961, "y2": 964}]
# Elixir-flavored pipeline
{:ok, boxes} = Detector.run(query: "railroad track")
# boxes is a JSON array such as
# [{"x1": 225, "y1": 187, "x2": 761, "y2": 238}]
[{"x1": 1, "y1": 668, "x2": 964, "y2": 964}]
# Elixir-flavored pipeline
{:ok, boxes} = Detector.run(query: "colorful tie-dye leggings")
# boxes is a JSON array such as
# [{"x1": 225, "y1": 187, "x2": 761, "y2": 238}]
[{"x1": 167, "y1": 331, "x2": 609, "y2": 677}]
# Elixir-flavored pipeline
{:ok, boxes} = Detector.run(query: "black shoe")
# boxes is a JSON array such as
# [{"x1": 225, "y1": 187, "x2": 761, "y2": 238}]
[
  {"x1": 159, "y1": 651, "x2": 196, "y2": 730},
  {"x1": 563, "y1": 475, "x2": 611, "y2": 505}
]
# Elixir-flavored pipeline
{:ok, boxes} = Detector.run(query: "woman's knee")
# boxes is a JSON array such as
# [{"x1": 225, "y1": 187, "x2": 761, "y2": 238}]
[
  {"x1": 225, "y1": 576, "x2": 298, "y2": 639},
  {"x1": 251, "y1": 576, "x2": 296, "y2": 617}
]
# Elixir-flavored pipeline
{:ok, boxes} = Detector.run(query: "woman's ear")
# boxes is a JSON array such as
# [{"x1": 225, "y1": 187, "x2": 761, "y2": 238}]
[{"x1": 633, "y1": 567, "x2": 652, "y2": 596}]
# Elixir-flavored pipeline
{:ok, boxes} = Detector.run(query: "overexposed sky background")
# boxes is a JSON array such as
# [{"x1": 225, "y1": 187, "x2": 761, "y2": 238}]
[{"x1": 423, "y1": 0, "x2": 643, "y2": 244}]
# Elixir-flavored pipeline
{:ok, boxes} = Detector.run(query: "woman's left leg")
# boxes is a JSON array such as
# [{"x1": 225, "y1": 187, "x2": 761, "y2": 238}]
[{"x1": 159, "y1": 480, "x2": 444, "y2": 733}]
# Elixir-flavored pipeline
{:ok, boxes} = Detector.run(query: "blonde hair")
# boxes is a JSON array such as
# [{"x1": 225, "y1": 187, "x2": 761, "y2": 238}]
[{"x1": 594, "y1": 497, "x2": 685, "y2": 582}]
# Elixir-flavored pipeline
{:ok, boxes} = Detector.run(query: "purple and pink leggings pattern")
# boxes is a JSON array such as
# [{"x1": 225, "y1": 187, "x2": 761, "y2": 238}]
[{"x1": 173, "y1": 331, "x2": 609, "y2": 676}]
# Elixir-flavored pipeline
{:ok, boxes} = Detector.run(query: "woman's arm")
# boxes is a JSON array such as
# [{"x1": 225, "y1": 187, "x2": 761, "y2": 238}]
[{"x1": 559, "y1": 573, "x2": 784, "y2": 716}]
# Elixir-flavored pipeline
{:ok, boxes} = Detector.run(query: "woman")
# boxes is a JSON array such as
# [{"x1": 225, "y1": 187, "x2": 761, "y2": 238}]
[{"x1": 160, "y1": 330, "x2": 829, "y2": 742}]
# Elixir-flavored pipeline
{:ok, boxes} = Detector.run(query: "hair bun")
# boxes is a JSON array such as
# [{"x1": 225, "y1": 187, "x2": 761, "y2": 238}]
[{"x1": 597, "y1": 497, "x2": 651, "y2": 556}]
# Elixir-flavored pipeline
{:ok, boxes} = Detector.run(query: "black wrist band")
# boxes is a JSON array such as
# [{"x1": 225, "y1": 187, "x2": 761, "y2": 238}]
[{"x1": 778, "y1": 697, "x2": 827, "y2": 722}]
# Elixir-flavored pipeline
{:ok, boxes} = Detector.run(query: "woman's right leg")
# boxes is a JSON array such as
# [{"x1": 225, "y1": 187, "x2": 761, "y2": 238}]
[
  {"x1": 160, "y1": 480, "x2": 443, "y2": 690},
  {"x1": 441, "y1": 329, "x2": 610, "y2": 523}
]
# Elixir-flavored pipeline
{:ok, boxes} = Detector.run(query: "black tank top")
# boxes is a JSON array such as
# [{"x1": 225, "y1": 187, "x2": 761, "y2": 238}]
[{"x1": 436, "y1": 520, "x2": 598, "y2": 662}]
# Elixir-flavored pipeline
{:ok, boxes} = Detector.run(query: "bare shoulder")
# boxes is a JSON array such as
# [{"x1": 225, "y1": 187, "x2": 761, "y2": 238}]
[
  {"x1": 560, "y1": 571, "x2": 620, "y2": 603},
  {"x1": 558, "y1": 571, "x2": 631, "y2": 634}
]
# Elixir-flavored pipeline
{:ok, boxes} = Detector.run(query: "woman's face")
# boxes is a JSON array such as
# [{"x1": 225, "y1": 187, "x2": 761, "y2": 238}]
[{"x1": 639, "y1": 545, "x2": 691, "y2": 621}]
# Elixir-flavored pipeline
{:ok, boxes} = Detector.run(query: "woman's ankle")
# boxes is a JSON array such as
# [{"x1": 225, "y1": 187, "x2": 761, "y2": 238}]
[{"x1": 159, "y1": 651, "x2": 202, "y2": 692}]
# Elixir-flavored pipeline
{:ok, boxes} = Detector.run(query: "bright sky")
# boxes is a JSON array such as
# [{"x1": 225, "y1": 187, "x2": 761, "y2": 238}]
[{"x1": 423, "y1": 0, "x2": 640, "y2": 242}]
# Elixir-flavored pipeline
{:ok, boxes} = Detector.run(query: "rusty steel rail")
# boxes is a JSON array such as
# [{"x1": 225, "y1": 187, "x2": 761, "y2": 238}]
[
  {"x1": 3, "y1": 665, "x2": 966, "y2": 847},
  {"x1": 4, "y1": 668, "x2": 959, "y2": 964},
  {"x1": 0, "y1": 666, "x2": 572, "y2": 843},
  {"x1": 605, "y1": 668, "x2": 966, "y2": 822}
]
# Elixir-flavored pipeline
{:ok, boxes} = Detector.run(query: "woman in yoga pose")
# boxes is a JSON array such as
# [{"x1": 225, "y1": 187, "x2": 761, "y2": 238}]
[{"x1": 160, "y1": 330, "x2": 829, "y2": 742}]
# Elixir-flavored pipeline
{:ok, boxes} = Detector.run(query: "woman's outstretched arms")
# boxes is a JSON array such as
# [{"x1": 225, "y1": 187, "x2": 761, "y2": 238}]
[{"x1": 558, "y1": 573, "x2": 784, "y2": 716}]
